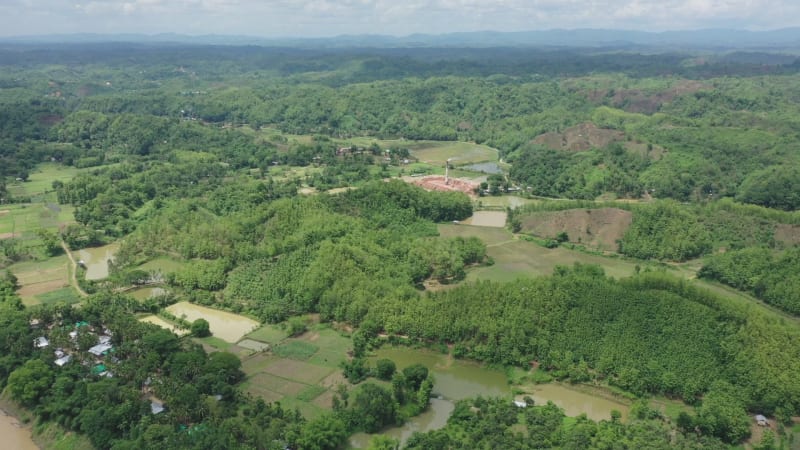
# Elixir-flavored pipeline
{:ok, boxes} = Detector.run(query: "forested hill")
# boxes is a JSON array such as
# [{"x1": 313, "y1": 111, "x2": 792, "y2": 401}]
[{"x1": 3, "y1": 43, "x2": 800, "y2": 449}]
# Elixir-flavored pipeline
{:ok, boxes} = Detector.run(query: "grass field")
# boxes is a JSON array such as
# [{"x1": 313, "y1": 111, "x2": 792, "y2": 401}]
[
  {"x1": 439, "y1": 224, "x2": 800, "y2": 325},
  {"x1": 0, "y1": 203, "x2": 75, "y2": 237},
  {"x1": 136, "y1": 257, "x2": 187, "y2": 274},
  {"x1": 6, "y1": 163, "x2": 83, "y2": 203},
  {"x1": 241, "y1": 324, "x2": 351, "y2": 419},
  {"x1": 439, "y1": 224, "x2": 643, "y2": 281},
  {"x1": 35, "y1": 287, "x2": 80, "y2": 305},
  {"x1": 9, "y1": 255, "x2": 71, "y2": 305},
  {"x1": 345, "y1": 137, "x2": 498, "y2": 166},
  {"x1": 246, "y1": 324, "x2": 289, "y2": 345}
]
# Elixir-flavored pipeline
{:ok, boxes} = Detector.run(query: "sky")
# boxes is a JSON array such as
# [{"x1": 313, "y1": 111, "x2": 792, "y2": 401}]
[{"x1": 1, "y1": 0, "x2": 799, "y2": 38}]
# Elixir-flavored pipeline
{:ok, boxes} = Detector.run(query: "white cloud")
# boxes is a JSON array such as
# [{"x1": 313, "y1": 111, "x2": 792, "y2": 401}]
[{"x1": 1, "y1": 0, "x2": 799, "y2": 37}]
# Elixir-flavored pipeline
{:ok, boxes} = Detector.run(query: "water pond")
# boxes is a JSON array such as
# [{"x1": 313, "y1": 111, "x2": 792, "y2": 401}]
[
  {"x1": 165, "y1": 302, "x2": 259, "y2": 343},
  {"x1": 138, "y1": 315, "x2": 189, "y2": 336},
  {"x1": 77, "y1": 243, "x2": 119, "y2": 280},
  {"x1": 349, "y1": 398, "x2": 454, "y2": 448},
  {"x1": 461, "y1": 210, "x2": 507, "y2": 228},
  {"x1": 0, "y1": 410, "x2": 37, "y2": 450},
  {"x1": 349, "y1": 347, "x2": 632, "y2": 448},
  {"x1": 349, "y1": 346, "x2": 509, "y2": 448},
  {"x1": 522, "y1": 383, "x2": 630, "y2": 422},
  {"x1": 129, "y1": 287, "x2": 167, "y2": 301}
]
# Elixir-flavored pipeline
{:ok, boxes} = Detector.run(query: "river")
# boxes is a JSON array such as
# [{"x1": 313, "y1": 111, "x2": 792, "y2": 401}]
[{"x1": 0, "y1": 410, "x2": 38, "y2": 450}]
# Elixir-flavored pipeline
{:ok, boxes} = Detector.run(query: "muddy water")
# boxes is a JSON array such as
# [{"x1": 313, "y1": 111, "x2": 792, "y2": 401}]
[
  {"x1": 129, "y1": 287, "x2": 166, "y2": 301},
  {"x1": 372, "y1": 347, "x2": 509, "y2": 400},
  {"x1": 165, "y1": 302, "x2": 259, "y2": 343},
  {"x1": 76, "y1": 243, "x2": 119, "y2": 280},
  {"x1": 350, "y1": 347, "x2": 631, "y2": 448},
  {"x1": 349, "y1": 398, "x2": 453, "y2": 448},
  {"x1": 0, "y1": 411, "x2": 38, "y2": 450},
  {"x1": 462, "y1": 210, "x2": 507, "y2": 228},
  {"x1": 524, "y1": 383, "x2": 630, "y2": 422},
  {"x1": 348, "y1": 347, "x2": 508, "y2": 448},
  {"x1": 138, "y1": 315, "x2": 189, "y2": 336}
]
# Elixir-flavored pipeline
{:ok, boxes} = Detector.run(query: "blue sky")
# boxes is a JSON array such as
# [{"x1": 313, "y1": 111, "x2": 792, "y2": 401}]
[{"x1": 1, "y1": 0, "x2": 798, "y2": 37}]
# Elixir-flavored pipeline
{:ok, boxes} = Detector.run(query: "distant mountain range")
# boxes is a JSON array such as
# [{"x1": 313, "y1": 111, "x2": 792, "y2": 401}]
[{"x1": 3, "y1": 28, "x2": 800, "y2": 50}]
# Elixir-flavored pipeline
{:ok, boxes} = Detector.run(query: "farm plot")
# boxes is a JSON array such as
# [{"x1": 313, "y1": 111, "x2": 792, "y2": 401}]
[
  {"x1": 241, "y1": 325, "x2": 351, "y2": 419},
  {"x1": 10, "y1": 255, "x2": 71, "y2": 304}
]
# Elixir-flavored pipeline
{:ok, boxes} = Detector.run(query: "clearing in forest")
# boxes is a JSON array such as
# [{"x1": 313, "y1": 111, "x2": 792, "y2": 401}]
[
  {"x1": 517, "y1": 207, "x2": 632, "y2": 252},
  {"x1": 531, "y1": 122, "x2": 665, "y2": 159},
  {"x1": 439, "y1": 224, "x2": 640, "y2": 281}
]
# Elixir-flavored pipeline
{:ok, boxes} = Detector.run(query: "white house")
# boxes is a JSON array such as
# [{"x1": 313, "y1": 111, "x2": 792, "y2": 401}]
[{"x1": 88, "y1": 342, "x2": 113, "y2": 356}]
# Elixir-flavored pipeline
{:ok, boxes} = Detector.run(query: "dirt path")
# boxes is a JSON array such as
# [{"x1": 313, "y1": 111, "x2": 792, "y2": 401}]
[{"x1": 61, "y1": 241, "x2": 88, "y2": 298}]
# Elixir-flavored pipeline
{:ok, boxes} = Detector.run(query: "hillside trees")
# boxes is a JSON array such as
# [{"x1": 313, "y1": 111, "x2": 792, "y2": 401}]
[{"x1": 620, "y1": 200, "x2": 711, "y2": 260}]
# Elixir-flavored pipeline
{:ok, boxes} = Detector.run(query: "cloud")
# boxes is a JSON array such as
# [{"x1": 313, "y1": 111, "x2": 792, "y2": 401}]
[{"x1": 1, "y1": 0, "x2": 799, "y2": 37}]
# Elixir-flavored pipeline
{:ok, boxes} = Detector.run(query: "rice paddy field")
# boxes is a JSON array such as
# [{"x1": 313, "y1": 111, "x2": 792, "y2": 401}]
[
  {"x1": 240, "y1": 324, "x2": 352, "y2": 419},
  {"x1": 8, "y1": 255, "x2": 72, "y2": 306}
]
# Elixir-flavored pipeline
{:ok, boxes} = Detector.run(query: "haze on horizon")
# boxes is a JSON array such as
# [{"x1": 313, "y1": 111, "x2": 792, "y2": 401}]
[{"x1": 1, "y1": 0, "x2": 800, "y2": 39}]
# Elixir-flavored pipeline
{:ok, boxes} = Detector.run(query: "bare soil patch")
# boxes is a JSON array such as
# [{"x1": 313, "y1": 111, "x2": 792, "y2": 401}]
[
  {"x1": 249, "y1": 373, "x2": 307, "y2": 396},
  {"x1": 312, "y1": 390, "x2": 335, "y2": 409},
  {"x1": 408, "y1": 175, "x2": 479, "y2": 196},
  {"x1": 578, "y1": 80, "x2": 708, "y2": 114},
  {"x1": 264, "y1": 359, "x2": 333, "y2": 385},
  {"x1": 318, "y1": 371, "x2": 347, "y2": 389},
  {"x1": 238, "y1": 339, "x2": 270, "y2": 352},
  {"x1": 775, "y1": 224, "x2": 800, "y2": 246},
  {"x1": 519, "y1": 208, "x2": 632, "y2": 251},
  {"x1": 17, "y1": 279, "x2": 67, "y2": 297},
  {"x1": 533, "y1": 123, "x2": 624, "y2": 152},
  {"x1": 246, "y1": 384, "x2": 285, "y2": 403},
  {"x1": 0, "y1": 232, "x2": 18, "y2": 240}
]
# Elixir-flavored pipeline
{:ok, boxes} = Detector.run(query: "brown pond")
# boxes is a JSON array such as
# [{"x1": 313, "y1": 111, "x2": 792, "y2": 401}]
[
  {"x1": 165, "y1": 302, "x2": 259, "y2": 343},
  {"x1": 76, "y1": 242, "x2": 119, "y2": 280},
  {"x1": 521, "y1": 383, "x2": 630, "y2": 422},
  {"x1": 349, "y1": 347, "x2": 631, "y2": 448},
  {"x1": 0, "y1": 410, "x2": 37, "y2": 450},
  {"x1": 461, "y1": 210, "x2": 507, "y2": 227}
]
